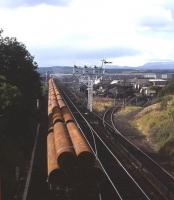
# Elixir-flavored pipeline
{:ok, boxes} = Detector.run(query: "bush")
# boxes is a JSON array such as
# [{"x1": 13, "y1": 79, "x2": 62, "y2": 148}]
[
  {"x1": 0, "y1": 76, "x2": 21, "y2": 113},
  {"x1": 0, "y1": 29, "x2": 41, "y2": 112},
  {"x1": 167, "y1": 98, "x2": 174, "y2": 120}
]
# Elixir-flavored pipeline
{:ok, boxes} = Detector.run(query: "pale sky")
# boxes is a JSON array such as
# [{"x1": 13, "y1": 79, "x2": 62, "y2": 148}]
[{"x1": 0, "y1": 0, "x2": 174, "y2": 67}]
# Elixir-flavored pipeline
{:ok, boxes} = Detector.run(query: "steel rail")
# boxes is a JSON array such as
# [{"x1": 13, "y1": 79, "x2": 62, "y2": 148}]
[
  {"x1": 107, "y1": 107, "x2": 174, "y2": 182},
  {"x1": 60, "y1": 89, "x2": 151, "y2": 200},
  {"x1": 60, "y1": 89, "x2": 123, "y2": 200},
  {"x1": 109, "y1": 107, "x2": 171, "y2": 200},
  {"x1": 101, "y1": 106, "x2": 174, "y2": 199},
  {"x1": 99, "y1": 106, "x2": 174, "y2": 183}
]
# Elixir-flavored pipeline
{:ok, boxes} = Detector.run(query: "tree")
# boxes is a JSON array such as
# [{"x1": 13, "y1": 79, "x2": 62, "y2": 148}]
[
  {"x1": 0, "y1": 75, "x2": 21, "y2": 114},
  {"x1": 0, "y1": 29, "x2": 41, "y2": 112},
  {"x1": 0, "y1": 30, "x2": 42, "y2": 199},
  {"x1": 159, "y1": 80, "x2": 174, "y2": 96}
]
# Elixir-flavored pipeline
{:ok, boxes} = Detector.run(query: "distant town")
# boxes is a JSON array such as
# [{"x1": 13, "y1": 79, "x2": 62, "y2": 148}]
[{"x1": 38, "y1": 64, "x2": 174, "y2": 106}]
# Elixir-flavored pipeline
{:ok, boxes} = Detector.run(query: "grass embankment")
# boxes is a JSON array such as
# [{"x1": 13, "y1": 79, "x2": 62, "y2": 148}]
[
  {"x1": 117, "y1": 105, "x2": 142, "y2": 117},
  {"x1": 117, "y1": 96, "x2": 174, "y2": 159},
  {"x1": 93, "y1": 97, "x2": 114, "y2": 113}
]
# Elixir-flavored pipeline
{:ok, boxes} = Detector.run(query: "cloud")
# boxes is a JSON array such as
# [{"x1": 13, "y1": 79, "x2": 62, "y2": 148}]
[
  {"x1": 53, "y1": 47, "x2": 139, "y2": 59},
  {"x1": 139, "y1": 6, "x2": 173, "y2": 31},
  {"x1": 163, "y1": 0, "x2": 174, "y2": 18},
  {"x1": 0, "y1": 0, "x2": 70, "y2": 8},
  {"x1": 140, "y1": 16, "x2": 172, "y2": 31},
  {"x1": 32, "y1": 46, "x2": 140, "y2": 66},
  {"x1": 1, "y1": 0, "x2": 174, "y2": 67}
]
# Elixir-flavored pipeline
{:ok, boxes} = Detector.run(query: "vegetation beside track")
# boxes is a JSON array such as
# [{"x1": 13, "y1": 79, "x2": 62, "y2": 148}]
[
  {"x1": 115, "y1": 94, "x2": 174, "y2": 171},
  {"x1": 132, "y1": 96, "x2": 174, "y2": 155},
  {"x1": 116, "y1": 105, "x2": 142, "y2": 116},
  {"x1": 0, "y1": 30, "x2": 42, "y2": 199},
  {"x1": 92, "y1": 97, "x2": 114, "y2": 113}
]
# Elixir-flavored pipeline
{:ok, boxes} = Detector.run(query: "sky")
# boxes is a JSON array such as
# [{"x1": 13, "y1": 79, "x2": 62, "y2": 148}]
[{"x1": 0, "y1": 0, "x2": 174, "y2": 67}]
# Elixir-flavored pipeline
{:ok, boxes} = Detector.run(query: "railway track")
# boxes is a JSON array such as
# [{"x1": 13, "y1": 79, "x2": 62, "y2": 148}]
[
  {"x1": 59, "y1": 84, "x2": 166, "y2": 200},
  {"x1": 101, "y1": 107, "x2": 174, "y2": 199},
  {"x1": 58, "y1": 80, "x2": 174, "y2": 200},
  {"x1": 24, "y1": 79, "x2": 174, "y2": 200}
]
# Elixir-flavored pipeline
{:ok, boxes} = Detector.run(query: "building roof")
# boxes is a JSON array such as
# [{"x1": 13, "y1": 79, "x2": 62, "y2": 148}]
[{"x1": 149, "y1": 79, "x2": 167, "y2": 82}]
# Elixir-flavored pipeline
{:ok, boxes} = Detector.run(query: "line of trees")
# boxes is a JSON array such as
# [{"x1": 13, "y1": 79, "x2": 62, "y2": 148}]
[
  {"x1": 0, "y1": 30, "x2": 42, "y2": 199},
  {"x1": 0, "y1": 29, "x2": 41, "y2": 115}
]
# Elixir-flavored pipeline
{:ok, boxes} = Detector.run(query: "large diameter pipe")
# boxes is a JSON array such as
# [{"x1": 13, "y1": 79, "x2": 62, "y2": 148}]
[
  {"x1": 53, "y1": 121, "x2": 76, "y2": 169},
  {"x1": 47, "y1": 127, "x2": 66, "y2": 188},
  {"x1": 48, "y1": 94, "x2": 52, "y2": 117},
  {"x1": 61, "y1": 107, "x2": 74, "y2": 123},
  {"x1": 56, "y1": 94, "x2": 62, "y2": 101},
  {"x1": 48, "y1": 83, "x2": 54, "y2": 122},
  {"x1": 58, "y1": 99, "x2": 66, "y2": 109},
  {"x1": 53, "y1": 82, "x2": 60, "y2": 95},
  {"x1": 66, "y1": 122, "x2": 95, "y2": 168},
  {"x1": 52, "y1": 109, "x2": 64, "y2": 124},
  {"x1": 50, "y1": 93, "x2": 63, "y2": 123},
  {"x1": 50, "y1": 87, "x2": 59, "y2": 113}
]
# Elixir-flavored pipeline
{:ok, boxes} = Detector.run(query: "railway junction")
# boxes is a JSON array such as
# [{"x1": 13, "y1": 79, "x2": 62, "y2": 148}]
[{"x1": 22, "y1": 77, "x2": 174, "y2": 200}]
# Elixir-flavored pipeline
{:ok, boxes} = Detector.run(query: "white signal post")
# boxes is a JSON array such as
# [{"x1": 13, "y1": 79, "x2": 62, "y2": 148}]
[
  {"x1": 73, "y1": 60, "x2": 111, "y2": 112},
  {"x1": 101, "y1": 59, "x2": 112, "y2": 74},
  {"x1": 87, "y1": 76, "x2": 93, "y2": 112}
]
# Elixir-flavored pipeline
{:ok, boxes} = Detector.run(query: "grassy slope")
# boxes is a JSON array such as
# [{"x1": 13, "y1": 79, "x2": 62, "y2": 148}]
[{"x1": 117, "y1": 98, "x2": 174, "y2": 158}]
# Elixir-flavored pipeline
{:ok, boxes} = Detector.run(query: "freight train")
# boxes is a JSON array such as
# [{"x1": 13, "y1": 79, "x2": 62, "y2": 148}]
[{"x1": 47, "y1": 78, "x2": 104, "y2": 199}]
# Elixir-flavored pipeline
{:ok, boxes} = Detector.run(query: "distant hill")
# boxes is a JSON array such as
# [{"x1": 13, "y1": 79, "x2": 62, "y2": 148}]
[
  {"x1": 38, "y1": 66, "x2": 73, "y2": 75},
  {"x1": 105, "y1": 65, "x2": 134, "y2": 70},
  {"x1": 106, "y1": 62, "x2": 174, "y2": 70},
  {"x1": 139, "y1": 62, "x2": 174, "y2": 70},
  {"x1": 37, "y1": 61, "x2": 174, "y2": 75}
]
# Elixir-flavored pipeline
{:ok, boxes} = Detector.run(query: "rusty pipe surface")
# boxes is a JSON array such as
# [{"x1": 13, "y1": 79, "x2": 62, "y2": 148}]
[
  {"x1": 53, "y1": 82, "x2": 60, "y2": 95},
  {"x1": 50, "y1": 92, "x2": 62, "y2": 122},
  {"x1": 53, "y1": 120, "x2": 76, "y2": 169},
  {"x1": 66, "y1": 121, "x2": 95, "y2": 168},
  {"x1": 52, "y1": 80, "x2": 95, "y2": 167},
  {"x1": 58, "y1": 99, "x2": 66, "y2": 109},
  {"x1": 56, "y1": 94, "x2": 62, "y2": 101},
  {"x1": 50, "y1": 81, "x2": 78, "y2": 177},
  {"x1": 48, "y1": 94, "x2": 52, "y2": 116},
  {"x1": 49, "y1": 81, "x2": 76, "y2": 168},
  {"x1": 47, "y1": 127, "x2": 59, "y2": 176},
  {"x1": 48, "y1": 83, "x2": 53, "y2": 123},
  {"x1": 61, "y1": 107, "x2": 74, "y2": 123},
  {"x1": 47, "y1": 126, "x2": 66, "y2": 186}
]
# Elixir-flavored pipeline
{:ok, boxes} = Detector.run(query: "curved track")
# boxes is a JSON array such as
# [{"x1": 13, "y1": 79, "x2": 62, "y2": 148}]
[
  {"x1": 102, "y1": 107, "x2": 174, "y2": 200},
  {"x1": 59, "y1": 86, "x2": 161, "y2": 200}
]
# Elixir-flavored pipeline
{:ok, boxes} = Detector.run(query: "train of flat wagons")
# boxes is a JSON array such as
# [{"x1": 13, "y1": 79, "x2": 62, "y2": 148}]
[{"x1": 47, "y1": 78, "x2": 104, "y2": 200}]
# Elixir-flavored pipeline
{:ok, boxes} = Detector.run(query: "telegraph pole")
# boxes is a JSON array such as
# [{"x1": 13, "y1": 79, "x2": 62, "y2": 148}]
[
  {"x1": 73, "y1": 60, "x2": 111, "y2": 112},
  {"x1": 87, "y1": 76, "x2": 93, "y2": 112},
  {"x1": 73, "y1": 65, "x2": 104, "y2": 112},
  {"x1": 101, "y1": 59, "x2": 112, "y2": 74}
]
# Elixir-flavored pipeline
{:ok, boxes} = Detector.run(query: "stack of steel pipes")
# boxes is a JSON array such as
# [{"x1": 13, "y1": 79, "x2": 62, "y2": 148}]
[{"x1": 47, "y1": 78, "x2": 104, "y2": 199}]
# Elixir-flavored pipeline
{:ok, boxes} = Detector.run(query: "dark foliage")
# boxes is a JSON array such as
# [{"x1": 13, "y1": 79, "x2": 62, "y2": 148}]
[
  {"x1": 0, "y1": 30, "x2": 42, "y2": 199},
  {"x1": 159, "y1": 80, "x2": 174, "y2": 96},
  {"x1": 0, "y1": 75, "x2": 21, "y2": 113},
  {"x1": 0, "y1": 29, "x2": 41, "y2": 113}
]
